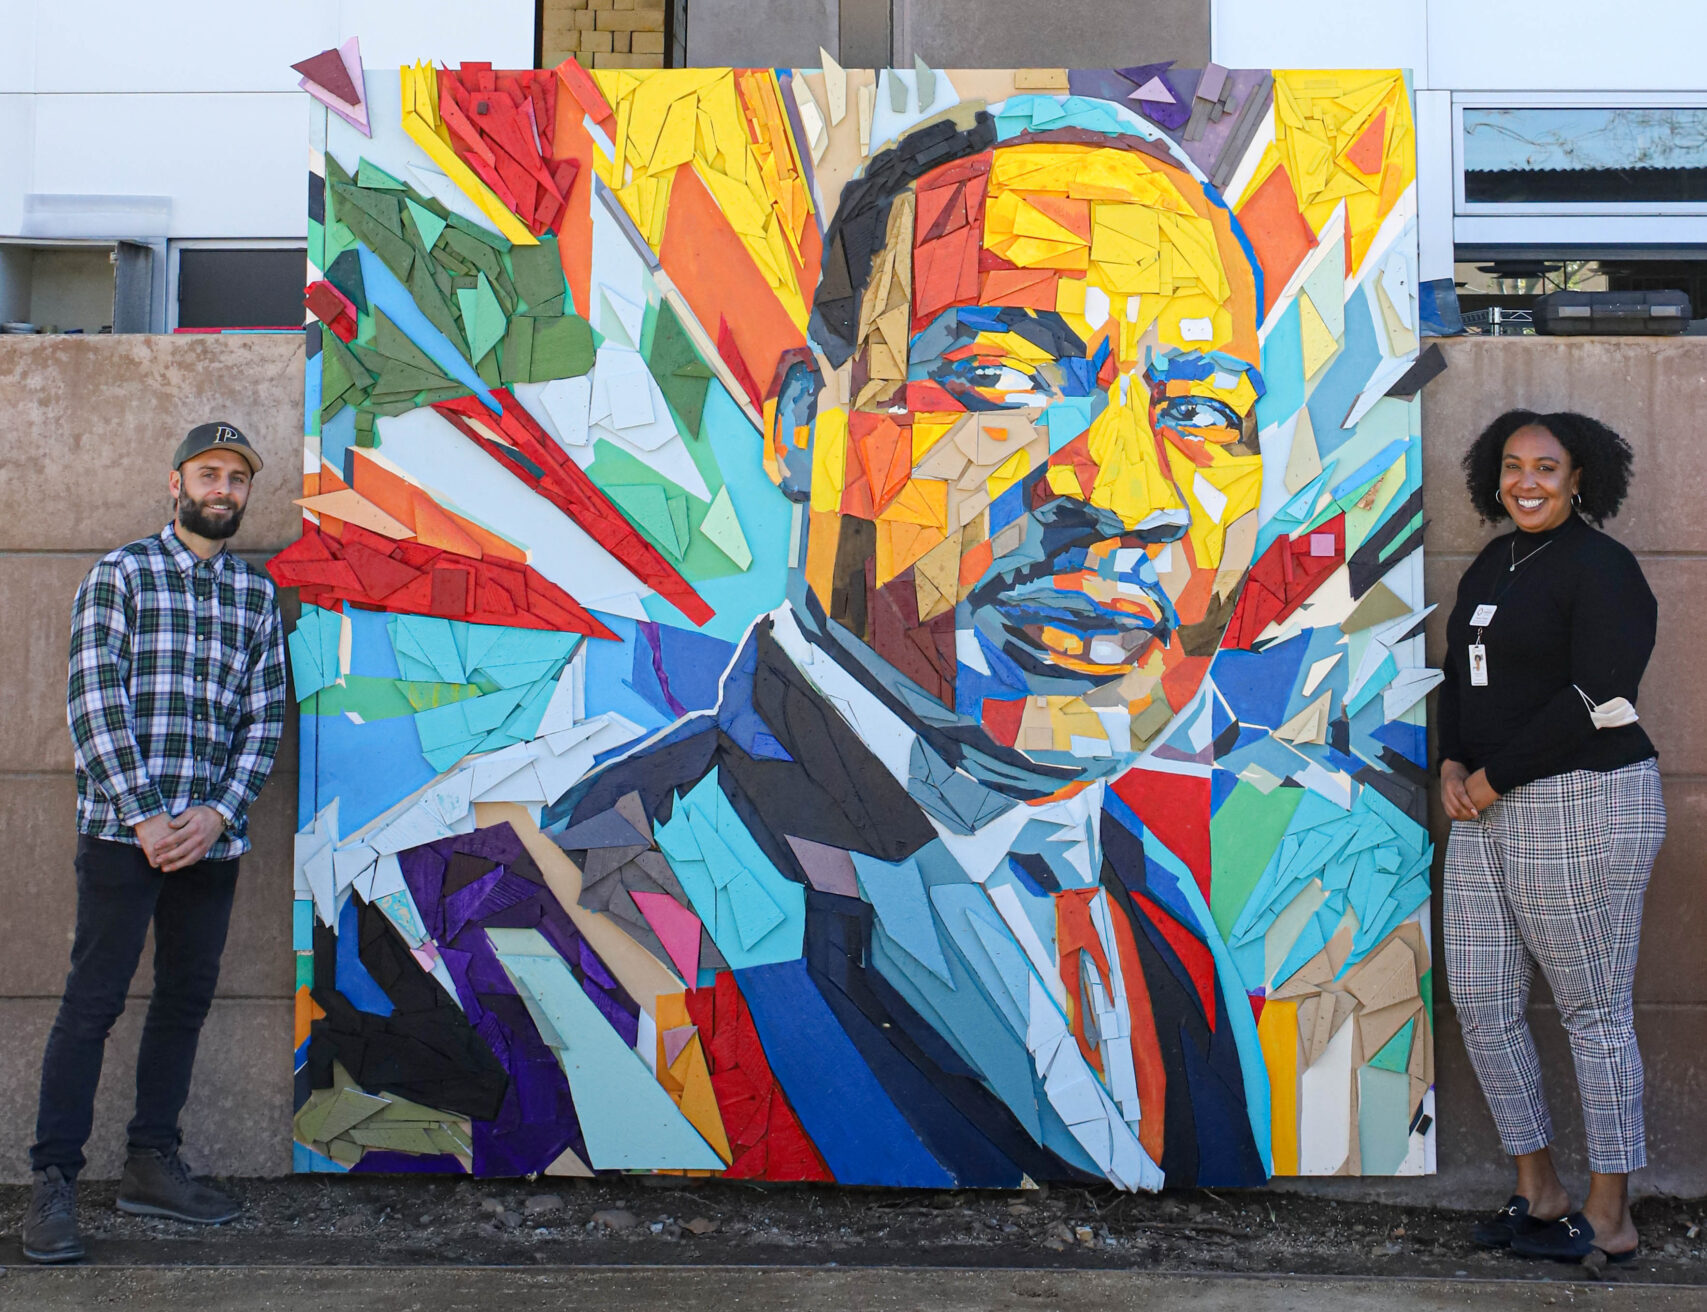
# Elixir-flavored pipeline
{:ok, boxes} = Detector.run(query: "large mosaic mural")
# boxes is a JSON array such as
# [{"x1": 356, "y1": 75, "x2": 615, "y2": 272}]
[{"x1": 281, "y1": 50, "x2": 1438, "y2": 1186}]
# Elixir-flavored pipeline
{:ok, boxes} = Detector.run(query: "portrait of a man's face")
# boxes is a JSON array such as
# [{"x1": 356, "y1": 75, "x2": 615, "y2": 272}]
[
  {"x1": 773, "y1": 135, "x2": 1266, "y2": 762},
  {"x1": 286, "y1": 61, "x2": 1436, "y2": 1192}
]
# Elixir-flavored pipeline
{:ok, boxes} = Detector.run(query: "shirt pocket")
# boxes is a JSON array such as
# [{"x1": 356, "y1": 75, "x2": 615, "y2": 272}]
[{"x1": 210, "y1": 613, "x2": 255, "y2": 723}]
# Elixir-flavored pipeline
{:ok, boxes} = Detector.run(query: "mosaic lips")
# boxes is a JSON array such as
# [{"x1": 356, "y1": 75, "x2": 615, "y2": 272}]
[{"x1": 970, "y1": 500, "x2": 1181, "y2": 680}]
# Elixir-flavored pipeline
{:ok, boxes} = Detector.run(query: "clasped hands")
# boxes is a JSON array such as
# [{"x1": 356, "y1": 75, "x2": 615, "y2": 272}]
[
  {"x1": 134, "y1": 806, "x2": 226, "y2": 872},
  {"x1": 1441, "y1": 760, "x2": 1500, "y2": 822}
]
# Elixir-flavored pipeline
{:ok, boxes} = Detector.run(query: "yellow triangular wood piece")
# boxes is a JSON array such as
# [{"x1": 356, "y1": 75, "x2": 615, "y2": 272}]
[
  {"x1": 1298, "y1": 291, "x2": 1338, "y2": 379},
  {"x1": 1375, "y1": 276, "x2": 1419, "y2": 357},
  {"x1": 913, "y1": 568, "x2": 949, "y2": 623},
  {"x1": 676, "y1": 1035, "x2": 733, "y2": 1165},
  {"x1": 878, "y1": 477, "x2": 949, "y2": 530},
  {"x1": 875, "y1": 519, "x2": 944, "y2": 587},
  {"x1": 1285, "y1": 406, "x2": 1322, "y2": 492}
]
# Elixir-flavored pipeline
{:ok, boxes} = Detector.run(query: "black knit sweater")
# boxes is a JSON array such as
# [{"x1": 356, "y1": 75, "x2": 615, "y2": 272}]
[{"x1": 1438, "y1": 513, "x2": 1657, "y2": 794}]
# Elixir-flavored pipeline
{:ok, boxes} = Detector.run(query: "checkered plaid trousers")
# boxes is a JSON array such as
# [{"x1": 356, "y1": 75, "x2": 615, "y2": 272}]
[{"x1": 1445, "y1": 759, "x2": 1665, "y2": 1174}]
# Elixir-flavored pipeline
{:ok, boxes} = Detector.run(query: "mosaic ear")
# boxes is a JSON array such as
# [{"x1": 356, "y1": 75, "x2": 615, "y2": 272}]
[{"x1": 764, "y1": 349, "x2": 829, "y2": 504}]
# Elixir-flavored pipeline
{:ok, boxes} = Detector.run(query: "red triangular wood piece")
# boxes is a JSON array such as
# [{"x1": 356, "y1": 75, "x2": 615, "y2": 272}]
[{"x1": 292, "y1": 48, "x2": 360, "y2": 106}]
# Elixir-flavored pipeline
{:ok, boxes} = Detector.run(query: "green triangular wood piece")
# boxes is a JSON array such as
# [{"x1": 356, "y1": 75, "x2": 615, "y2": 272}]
[
  {"x1": 446, "y1": 211, "x2": 512, "y2": 251},
  {"x1": 331, "y1": 181, "x2": 403, "y2": 235},
  {"x1": 404, "y1": 257, "x2": 467, "y2": 354},
  {"x1": 443, "y1": 228, "x2": 505, "y2": 285},
  {"x1": 1368, "y1": 1017, "x2": 1416, "y2": 1073},
  {"x1": 331, "y1": 189, "x2": 415, "y2": 283},
  {"x1": 699, "y1": 485, "x2": 751, "y2": 569},
  {"x1": 457, "y1": 271, "x2": 507, "y2": 364},
  {"x1": 914, "y1": 55, "x2": 936, "y2": 111},
  {"x1": 357, "y1": 159, "x2": 408, "y2": 190},
  {"x1": 608, "y1": 484, "x2": 685, "y2": 560},
  {"x1": 647, "y1": 299, "x2": 712, "y2": 436},
  {"x1": 667, "y1": 494, "x2": 691, "y2": 551},
  {"x1": 405, "y1": 198, "x2": 448, "y2": 252}
]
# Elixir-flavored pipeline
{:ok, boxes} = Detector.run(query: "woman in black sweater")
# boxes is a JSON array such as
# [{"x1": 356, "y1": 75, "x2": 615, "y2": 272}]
[{"x1": 1439, "y1": 410, "x2": 1663, "y2": 1265}]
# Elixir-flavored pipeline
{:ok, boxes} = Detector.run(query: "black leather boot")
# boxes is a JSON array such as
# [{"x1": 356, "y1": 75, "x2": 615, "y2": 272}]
[
  {"x1": 22, "y1": 1166, "x2": 84, "y2": 1263},
  {"x1": 115, "y1": 1149, "x2": 240, "y2": 1224}
]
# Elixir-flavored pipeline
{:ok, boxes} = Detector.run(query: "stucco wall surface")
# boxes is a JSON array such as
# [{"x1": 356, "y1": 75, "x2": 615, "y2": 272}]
[{"x1": 0, "y1": 335, "x2": 304, "y2": 1179}]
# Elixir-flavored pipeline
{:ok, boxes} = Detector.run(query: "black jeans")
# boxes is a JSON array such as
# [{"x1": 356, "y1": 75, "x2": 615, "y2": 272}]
[{"x1": 30, "y1": 836, "x2": 239, "y2": 1178}]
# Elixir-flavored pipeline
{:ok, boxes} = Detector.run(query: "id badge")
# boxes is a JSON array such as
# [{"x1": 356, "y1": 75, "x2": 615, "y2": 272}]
[
  {"x1": 1468, "y1": 643, "x2": 1488, "y2": 686},
  {"x1": 1470, "y1": 604, "x2": 1498, "y2": 627}
]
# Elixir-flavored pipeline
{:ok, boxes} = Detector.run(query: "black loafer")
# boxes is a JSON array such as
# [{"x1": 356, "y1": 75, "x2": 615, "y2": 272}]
[
  {"x1": 1511, "y1": 1211, "x2": 1638, "y2": 1264},
  {"x1": 1471, "y1": 1195, "x2": 1546, "y2": 1249}
]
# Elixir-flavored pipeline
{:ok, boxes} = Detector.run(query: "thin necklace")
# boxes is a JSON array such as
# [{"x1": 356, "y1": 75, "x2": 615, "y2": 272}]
[
  {"x1": 1476, "y1": 534, "x2": 1556, "y2": 645},
  {"x1": 1508, "y1": 536, "x2": 1554, "y2": 573}
]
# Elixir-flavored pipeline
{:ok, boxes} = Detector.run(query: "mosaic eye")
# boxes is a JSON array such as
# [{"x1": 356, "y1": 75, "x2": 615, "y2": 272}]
[
  {"x1": 1155, "y1": 397, "x2": 1240, "y2": 431},
  {"x1": 949, "y1": 359, "x2": 1035, "y2": 393}
]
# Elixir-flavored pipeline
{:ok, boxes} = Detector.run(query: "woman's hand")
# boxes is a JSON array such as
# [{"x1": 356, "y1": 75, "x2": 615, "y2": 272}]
[
  {"x1": 1441, "y1": 759, "x2": 1479, "y2": 821},
  {"x1": 1465, "y1": 768, "x2": 1501, "y2": 814}
]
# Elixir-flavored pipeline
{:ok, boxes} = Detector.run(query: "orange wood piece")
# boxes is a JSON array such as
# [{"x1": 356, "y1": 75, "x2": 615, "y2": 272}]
[
  {"x1": 1235, "y1": 165, "x2": 1318, "y2": 320},
  {"x1": 1345, "y1": 107, "x2": 1387, "y2": 176},
  {"x1": 658, "y1": 166, "x2": 809, "y2": 417}
]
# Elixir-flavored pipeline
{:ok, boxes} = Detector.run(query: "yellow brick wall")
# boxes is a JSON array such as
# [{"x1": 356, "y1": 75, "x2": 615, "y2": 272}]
[{"x1": 541, "y1": 0, "x2": 669, "y2": 69}]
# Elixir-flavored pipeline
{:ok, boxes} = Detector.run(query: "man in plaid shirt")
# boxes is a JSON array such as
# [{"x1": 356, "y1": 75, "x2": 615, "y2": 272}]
[{"x1": 23, "y1": 423, "x2": 287, "y2": 1264}]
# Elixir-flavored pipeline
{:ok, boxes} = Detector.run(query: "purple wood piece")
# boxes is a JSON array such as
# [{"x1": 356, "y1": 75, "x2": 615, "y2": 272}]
[
  {"x1": 393, "y1": 821, "x2": 653, "y2": 1174},
  {"x1": 786, "y1": 834, "x2": 860, "y2": 897}
]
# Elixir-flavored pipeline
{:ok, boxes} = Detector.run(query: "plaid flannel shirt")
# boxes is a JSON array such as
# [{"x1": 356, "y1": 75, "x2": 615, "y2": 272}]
[{"x1": 67, "y1": 522, "x2": 287, "y2": 859}]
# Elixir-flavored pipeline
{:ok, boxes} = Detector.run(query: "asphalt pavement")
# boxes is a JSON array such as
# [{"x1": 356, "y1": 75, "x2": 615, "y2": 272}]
[{"x1": 4, "y1": 1266, "x2": 1707, "y2": 1312}]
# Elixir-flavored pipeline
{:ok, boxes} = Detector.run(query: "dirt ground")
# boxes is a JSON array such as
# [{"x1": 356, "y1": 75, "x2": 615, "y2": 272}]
[{"x1": 2, "y1": 1174, "x2": 1703, "y2": 1285}]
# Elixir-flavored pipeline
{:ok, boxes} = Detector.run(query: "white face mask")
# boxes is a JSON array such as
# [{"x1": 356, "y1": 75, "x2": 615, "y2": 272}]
[{"x1": 1576, "y1": 685, "x2": 1639, "y2": 729}]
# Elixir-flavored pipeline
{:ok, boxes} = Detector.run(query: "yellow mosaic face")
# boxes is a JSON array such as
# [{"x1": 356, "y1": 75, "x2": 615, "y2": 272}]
[{"x1": 782, "y1": 138, "x2": 1266, "y2": 732}]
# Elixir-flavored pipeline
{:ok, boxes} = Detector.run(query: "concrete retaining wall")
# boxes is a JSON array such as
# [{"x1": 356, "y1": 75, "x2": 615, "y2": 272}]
[{"x1": 1, "y1": 332, "x2": 1701, "y2": 1200}]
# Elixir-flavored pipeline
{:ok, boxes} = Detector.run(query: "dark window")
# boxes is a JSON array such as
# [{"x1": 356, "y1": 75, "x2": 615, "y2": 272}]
[
  {"x1": 1463, "y1": 107, "x2": 1707, "y2": 205},
  {"x1": 1465, "y1": 166, "x2": 1707, "y2": 205},
  {"x1": 176, "y1": 248, "x2": 305, "y2": 329}
]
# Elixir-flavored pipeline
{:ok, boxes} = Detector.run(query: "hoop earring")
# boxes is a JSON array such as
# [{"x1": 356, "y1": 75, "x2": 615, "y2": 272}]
[{"x1": 1572, "y1": 492, "x2": 1582, "y2": 508}]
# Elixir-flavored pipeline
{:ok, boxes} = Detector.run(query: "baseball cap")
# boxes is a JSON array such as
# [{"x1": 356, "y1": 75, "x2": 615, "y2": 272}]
[{"x1": 172, "y1": 421, "x2": 263, "y2": 475}]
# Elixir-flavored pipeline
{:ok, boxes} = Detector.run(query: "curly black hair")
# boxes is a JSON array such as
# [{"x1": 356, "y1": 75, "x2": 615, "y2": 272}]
[{"x1": 1461, "y1": 409, "x2": 1634, "y2": 525}]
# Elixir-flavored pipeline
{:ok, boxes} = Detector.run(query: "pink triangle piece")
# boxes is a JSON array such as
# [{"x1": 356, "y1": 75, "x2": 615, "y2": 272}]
[
  {"x1": 296, "y1": 37, "x2": 370, "y2": 137},
  {"x1": 630, "y1": 890, "x2": 703, "y2": 983},
  {"x1": 662, "y1": 1025, "x2": 697, "y2": 1068},
  {"x1": 1130, "y1": 76, "x2": 1176, "y2": 105},
  {"x1": 292, "y1": 47, "x2": 360, "y2": 105}
]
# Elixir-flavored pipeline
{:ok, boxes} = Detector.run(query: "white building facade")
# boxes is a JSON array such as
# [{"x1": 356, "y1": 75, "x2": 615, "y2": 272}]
[
  {"x1": 3, "y1": 0, "x2": 1703, "y2": 330},
  {"x1": 1213, "y1": 0, "x2": 1707, "y2": 287},
  {"x1": 0, "y1": 0, "x2": 535, "y2": 330}
]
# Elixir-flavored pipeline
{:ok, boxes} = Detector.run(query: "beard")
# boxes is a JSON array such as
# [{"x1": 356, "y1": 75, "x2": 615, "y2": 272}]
[{"x1": 177, "y1": 490, "x2": 246, "y2": 540}]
